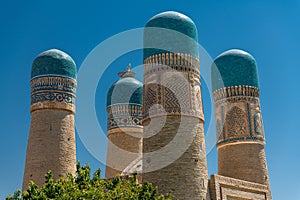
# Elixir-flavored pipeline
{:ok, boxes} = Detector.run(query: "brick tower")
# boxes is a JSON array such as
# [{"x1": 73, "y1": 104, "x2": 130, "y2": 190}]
[
  {"x1": 142, "y1": 11, "x2": 209, "y2": 199},
  {"x1": 23, "y1": 49, "x2": 77, "y2": 189},
  {"x1": 211, "y1": 49, "x2": 271, "y2": 187},
  {"x1": 105, "y1": 66, "x2": 143, "y2": 179}
]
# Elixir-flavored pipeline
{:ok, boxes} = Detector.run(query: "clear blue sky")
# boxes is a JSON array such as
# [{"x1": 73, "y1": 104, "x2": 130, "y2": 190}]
[{"x1": 0, "y1": 0, "x2": 299, "y2": 199}]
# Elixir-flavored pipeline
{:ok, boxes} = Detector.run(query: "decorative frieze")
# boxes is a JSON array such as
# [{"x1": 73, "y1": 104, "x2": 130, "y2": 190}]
[
  {"x1": 214, "y1": 86, "x2": 265, "y2": 148},
  {"x1": 143, "y1": 53, "x2": 203, "y2": 120},
  {"x1": 30, "y1": 75, "x2": 77, "y2": 113},
  {"x1": 107, "y1": 104, "x2": 142, "y2": 130},
  {"x1": 213, "y1": 85, "x2": 259, "y2": 102},
  {"x1": 143, "y1": 52, "x2": 200, "y2": 76}
]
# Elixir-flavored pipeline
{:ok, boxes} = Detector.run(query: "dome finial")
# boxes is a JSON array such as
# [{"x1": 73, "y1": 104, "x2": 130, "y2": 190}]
[
  {"x1": 126, "y1": 63, "x2": 131, "y2": 72},
  {"x1": 118, "y1": 63, "x2": 135, "y2": 78}
]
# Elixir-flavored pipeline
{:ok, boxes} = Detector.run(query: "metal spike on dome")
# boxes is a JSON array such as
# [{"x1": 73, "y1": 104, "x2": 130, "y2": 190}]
[{"x1": 118, "y1": 63, "x2": 135, "y2": 78}]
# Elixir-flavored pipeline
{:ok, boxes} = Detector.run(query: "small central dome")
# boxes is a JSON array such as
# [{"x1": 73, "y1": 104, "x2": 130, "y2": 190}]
[
  {"x1": 31, "y1": 49, "x2": 76, "y2": 79},
  {"x1": 144, "y1": 11, "x2": 199, "y2": 60},
  {"x1": 211, "y1": 49, "x2": 259, "y2": 91},
  {"x1": 106, "y1": 67, "x2": 143, "y2": 107}
]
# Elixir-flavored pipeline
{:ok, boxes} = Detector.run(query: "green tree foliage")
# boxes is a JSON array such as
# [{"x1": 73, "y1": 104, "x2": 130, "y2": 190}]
[{"x1": 7, "y1": 162, "x2": 173, "y2": 200}]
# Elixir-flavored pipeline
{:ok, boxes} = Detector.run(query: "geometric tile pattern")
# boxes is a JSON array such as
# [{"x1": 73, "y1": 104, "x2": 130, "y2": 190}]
[
  {"x1": 163, "y1": 72, "x2": 190, "y2": 113},
  {"x1": 226, "y1": 106, "x2": 247, "y2": 137},
  {"x1": 30, "y1": 75, "x2": 77, "y2": 113},
  {"x1": 213, "y1": 85, "x2": 265, "y2": 148},
  {"x1": 31, "y1": 92, "x2": 75, "y2": 104},
  {"x1": 143, "y1": 83, "x2": 157, "y2": 118},
  {"x1": 107, "y1": 104, "x2": 142, "y2": 130},
  {"x1": 143, "y1": 50, "x2": 209, "y2": 198},
  {"x1": 143, "y1": 52, "x2": 204, "y2": 120}
]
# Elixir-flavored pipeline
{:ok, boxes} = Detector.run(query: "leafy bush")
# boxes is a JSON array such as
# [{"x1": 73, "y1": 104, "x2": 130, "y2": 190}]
[{"x1": 7, "y1": 162, "x2": 172, "y2": 200}]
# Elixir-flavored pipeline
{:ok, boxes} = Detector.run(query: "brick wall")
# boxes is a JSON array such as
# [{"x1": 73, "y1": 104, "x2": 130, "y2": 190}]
[
  {"x1": 23, "y1": 109, "x2": 76, "y2": 189},
  {"x1": 143, "y1": 115, "x2": 209, "y2": 199}
]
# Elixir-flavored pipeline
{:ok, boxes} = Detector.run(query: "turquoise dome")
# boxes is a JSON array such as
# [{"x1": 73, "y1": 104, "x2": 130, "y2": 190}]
[
  {"x1": 211, "y1": 49, "x2": 259, "y2": 91},
  {"x1": 144, "y1": 11, "x2": 199, "y2": 60},
  {"x1": 31, "y1": 49, "x2": 76, "y2": 79},
  {"x1": 106, "y1": 77, "x2": 143, "y2": 107}
]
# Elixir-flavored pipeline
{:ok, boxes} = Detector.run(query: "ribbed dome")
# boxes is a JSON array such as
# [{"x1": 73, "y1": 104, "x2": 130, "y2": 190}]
[
  {"x1": 211, "y1": 49, "x2": 259, "y2": 91},
  {"x1": 144, "y1": 11, "x2": 199, "y2": 60},
  {"x1": 31, "y1": 49, "x2": 76, "y2": 79},
  {"x1": 106, "y1": 77, "x2": 143, "y2": 107}
]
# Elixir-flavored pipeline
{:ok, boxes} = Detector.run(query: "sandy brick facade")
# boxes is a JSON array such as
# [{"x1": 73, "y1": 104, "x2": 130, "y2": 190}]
[
  {"x1": 105, "y1": 127, "x2": 142, "y2": 179},
  {"x1": 213, "y1": 86, "x2": 270, "y2": 188},
  {"x1": 143, "y1": 116, "x2": 209, "y2": 199},
  {"x1": 218, "y1": 143, "x2": 269, "y2": 187},
  {"x1": 142, "y1": 51, "x2": 209, "y2": 199},
  {"x1": 105, "y1": 72, "x2": 143, "y2": 179},
  {"x1": 23, "y1": 75, "x2": 77, "y2": 189},
  {"x1": 23, "y1": 109, "x2": 76, "y2": 189},
  {"x1": 209, "y1": 174, "x2": 271, "y2": 200}
]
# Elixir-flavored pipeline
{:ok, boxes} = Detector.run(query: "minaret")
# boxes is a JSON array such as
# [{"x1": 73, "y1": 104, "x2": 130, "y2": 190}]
[
  {"x1": 23, "y1": 49, "x2": 77, "y2": 189},
  {"x1": 105, "y1": 65, "x2": 143, "y2": 179},
  {"x1": 142, "y1": 11, "x2": 209, "y2": 199},
  {"x1": 211, "y1": 49, "x2": 271, "y2": 187}
]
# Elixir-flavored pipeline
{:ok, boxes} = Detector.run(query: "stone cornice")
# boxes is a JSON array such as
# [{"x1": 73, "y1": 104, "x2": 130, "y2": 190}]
[
  {"x1": 213, "y1": 85, "x2": 259, "y2": 102},
  {"x1": 143, "y1": 52, "x2": 200, "y2": 77}
]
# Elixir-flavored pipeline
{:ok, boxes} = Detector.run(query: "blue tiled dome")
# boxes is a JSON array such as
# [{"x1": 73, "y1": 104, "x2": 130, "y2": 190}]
[
  {"x1": 106, "y1": 77, "x2": 143, "y2": 107},
  {"x1": 144, "y1": 11, "x2": 199, "y2": 60},
  {"x1": 211, "y1": 49, "x2": 259, "y2": 91},
  {"x1": 31, "y1": 49, "x2": 76, "y2": 79}
]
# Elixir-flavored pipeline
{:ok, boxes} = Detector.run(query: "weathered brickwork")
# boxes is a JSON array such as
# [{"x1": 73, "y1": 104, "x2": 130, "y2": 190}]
[
  {"x1": 105, "y1": 128, "x2": 142, "y2": 179},
  {"x1": 142, "y1": 51, "x2": 209, "y2": 199},
  {"x1": 23, "y1": 109, "x2": 76, "y2": 188},
  {"x1": 213, "y1": 85, "x2": 270, "y2": 188},
  {"x1": 105, "y1": 70, "x2": 143, "y2": 179},
  {"x1": 23, "y1": 74, "x2": 76, "y2": 189},
  {"x1": 209, "y1": 174, "x2": 271, "y2": 200},
  {"x1": 218, "y1": 143, "x2": 270, "y2": 187},
  {"x1": 143, "y1": 116, "x2": 209, "y2": 200}
]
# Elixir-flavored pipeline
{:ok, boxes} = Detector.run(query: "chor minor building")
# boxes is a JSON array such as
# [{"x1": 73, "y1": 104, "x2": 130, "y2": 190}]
[{"x1": 23, "y1": 11, "x2": 272, "y2": 200}]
